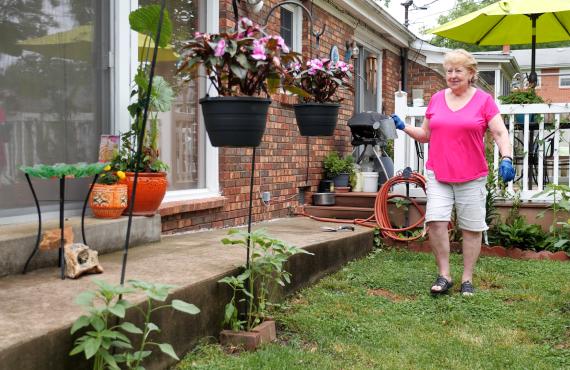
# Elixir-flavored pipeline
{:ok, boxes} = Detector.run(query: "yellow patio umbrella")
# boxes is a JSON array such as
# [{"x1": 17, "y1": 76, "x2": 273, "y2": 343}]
[
  {"x1": 428, "y1": 0, "x2": 570, "y2": 85},
  {"x1": 18, "y1": 24, "x2": 178, "y2": 62}
]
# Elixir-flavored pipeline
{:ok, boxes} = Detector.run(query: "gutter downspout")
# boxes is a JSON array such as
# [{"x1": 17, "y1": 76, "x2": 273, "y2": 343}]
[{"x1": 401, "y1": 47, "x2": 408, "y2": 93}]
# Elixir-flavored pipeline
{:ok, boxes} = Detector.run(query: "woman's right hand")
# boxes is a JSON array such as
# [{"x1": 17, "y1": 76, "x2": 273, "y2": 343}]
[{"x1": 391, "y1": 114, "x2": 405, "y2": 130}]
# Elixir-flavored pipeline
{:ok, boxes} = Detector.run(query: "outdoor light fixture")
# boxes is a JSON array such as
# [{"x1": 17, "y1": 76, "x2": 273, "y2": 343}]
[{"x1": 246, "y1": 0, "x2": 264, "y2": 13}]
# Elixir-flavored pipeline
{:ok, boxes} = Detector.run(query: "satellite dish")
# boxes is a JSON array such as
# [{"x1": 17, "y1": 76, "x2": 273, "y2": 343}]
[{"x1": 246, "y1": 0, "x2": 264, "y2": 13}]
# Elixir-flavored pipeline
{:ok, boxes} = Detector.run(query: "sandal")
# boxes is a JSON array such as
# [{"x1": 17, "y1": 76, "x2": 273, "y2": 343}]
[
  {"x1": 461, "y1": 281, "x2": 475, "y2": 296},
  {"x1": 430, "y1": 275, "x2": 453, "y2": 294}
]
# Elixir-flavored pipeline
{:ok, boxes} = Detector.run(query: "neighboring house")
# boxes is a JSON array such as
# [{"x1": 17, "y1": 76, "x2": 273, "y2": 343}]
[
  {"x1": 0, "y1": 0, "x2": 445, "y2": 233},
  {"x1": 509, "y1": 47, "x2": 570, "y2": 103},
  {"x1": 413, "y1": 41, "x2": 519, "y2": 102}
]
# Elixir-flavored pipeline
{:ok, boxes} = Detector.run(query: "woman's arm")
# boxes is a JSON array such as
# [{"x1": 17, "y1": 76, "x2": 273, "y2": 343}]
[
  {"x1": 488, "y1": 113, "x2": 512, "y2": 157},
  {"x1": 402, "y1": 118, "x2": 431, "y2": 143}
]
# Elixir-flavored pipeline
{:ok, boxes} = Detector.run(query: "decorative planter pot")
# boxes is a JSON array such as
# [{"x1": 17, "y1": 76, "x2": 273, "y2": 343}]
[
  {"x1": 199, "y1": 96, "x2": 271, "y2": 147},
  {"x1": 332, "y1": 173, "x2": 350, "y2": 187},
  {"x1": 294, "y1": 103, "x2": 340, "y2": 136},
  {"x1": 122, "y1": 172, "x2": 168, "y2": 216},
  {"x1": 89, "y1": 183, "x2": 128, "y2": 219},
  {"x1": 219, "y1": 320, "x2": 276, "y2": 351}
]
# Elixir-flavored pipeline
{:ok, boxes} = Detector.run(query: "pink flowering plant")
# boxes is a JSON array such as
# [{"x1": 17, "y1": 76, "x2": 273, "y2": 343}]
[
  {"x1": 177, "y1": 18, "x2": 299, "y2": 96},
  {"x1": 285, "y1": 58, "x2": 354, "y2": 103}
]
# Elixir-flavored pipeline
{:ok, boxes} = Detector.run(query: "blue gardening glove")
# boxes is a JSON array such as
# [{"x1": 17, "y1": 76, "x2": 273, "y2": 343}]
[
  {"x1": 499, "y1": 157, "x2": 515, "y2": 182},
  {"x1": 391, "y1": 114, "x2": 406, "y2": 130}
]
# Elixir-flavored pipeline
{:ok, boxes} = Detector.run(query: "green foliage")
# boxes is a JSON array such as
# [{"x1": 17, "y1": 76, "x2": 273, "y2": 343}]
[
  {"x1": 177, "y1": 18, "x2": 300, "y2": 97},
  {"x1": 218, "y1": 229, "x2": 313, "y2": 332},
  {"x1": 322, "y1": 152, "x2": 354, "y2": 179},
  {"x1": 70, "y1": 279, "x2": 199, "y2": 370},
  {"x1": 498, "y1": 88, "x2": 544, "y2": 104},
  {"x1": 533, "y1": 184, "x2": 570, "y2": 252},
  {"x1": 490, "y1": 216, "x2": 546, "y2": 250},
  {"x1": 114, "y1": 5, "x2": 174, "y2": 173},
  {"x1": 427, "y1": 0, "x2": 498, "y2": 51}
]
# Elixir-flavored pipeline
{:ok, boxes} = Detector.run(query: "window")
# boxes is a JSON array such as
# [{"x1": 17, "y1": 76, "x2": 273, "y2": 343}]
[
  {"x1": 560, "y1": 69, "x2": 570, "y2": 88},
  {"x1": 280, "y1": 8, "x2": 293, "y2": 50},
  {"x1": 140, "y1": 0, "x2": 209, "y2": 193},
  {"x1": 0, "y1": 0, "x2": 110, "y2": 221},
  {"x1": 280, "y1": 5, "x2": 302, "y2": 52}
]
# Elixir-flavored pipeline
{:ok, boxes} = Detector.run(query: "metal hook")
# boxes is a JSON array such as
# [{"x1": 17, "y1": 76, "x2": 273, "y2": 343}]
[{"x1": 262, "y1": 1, "x2": 326, "y2": 57}]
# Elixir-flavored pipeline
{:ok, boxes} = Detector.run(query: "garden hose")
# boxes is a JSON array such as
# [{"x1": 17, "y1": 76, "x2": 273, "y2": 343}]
[{"x1": 296, "y1": 170, "x2": 427, "y2": 241}]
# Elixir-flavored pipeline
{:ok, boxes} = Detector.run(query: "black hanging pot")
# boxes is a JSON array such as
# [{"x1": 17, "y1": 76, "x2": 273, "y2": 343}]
[
  {"x1": 199, "y1": 96, "x2": 271, "y2": 147},
  {"x1": 294, "y1": 103, "x2": 340, "y2": 136}
]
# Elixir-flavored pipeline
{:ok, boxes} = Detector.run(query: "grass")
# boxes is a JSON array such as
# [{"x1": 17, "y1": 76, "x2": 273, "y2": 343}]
[{"x1": 175, "y1": 249, "x2": 570, "y2": 370}]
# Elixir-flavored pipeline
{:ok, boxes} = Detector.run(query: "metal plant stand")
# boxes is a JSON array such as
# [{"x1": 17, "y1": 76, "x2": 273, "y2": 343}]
[{"x1": 21, "y1": 170, "x2": 99, "y2": 279}]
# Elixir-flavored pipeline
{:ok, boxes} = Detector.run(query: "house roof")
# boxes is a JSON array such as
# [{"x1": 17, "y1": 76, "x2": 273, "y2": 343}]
[
  {"x1": 413, "y1": 40, "x2": 519, "y2": 77},
  {"x1": 508, "y1": 47, "x2": 570, "y2": 69}
]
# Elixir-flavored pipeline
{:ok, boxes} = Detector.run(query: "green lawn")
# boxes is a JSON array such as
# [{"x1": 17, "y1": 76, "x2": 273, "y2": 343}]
[{"x1": 176, "y1": 249, "x2": 570, "y2": 370}]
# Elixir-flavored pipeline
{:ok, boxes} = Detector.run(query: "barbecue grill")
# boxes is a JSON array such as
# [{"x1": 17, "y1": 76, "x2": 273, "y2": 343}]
[{"x1": 347, "y1": 112, "x2": 398, "y2": 184}]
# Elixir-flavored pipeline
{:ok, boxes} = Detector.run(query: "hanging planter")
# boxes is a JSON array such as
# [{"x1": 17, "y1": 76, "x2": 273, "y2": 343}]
[
  {"x1": 294, "y1": 103, "x2": 340, "y2": 136},
  {"x1": 200, "y1": 96, "x2": 271, "y2": 147}
]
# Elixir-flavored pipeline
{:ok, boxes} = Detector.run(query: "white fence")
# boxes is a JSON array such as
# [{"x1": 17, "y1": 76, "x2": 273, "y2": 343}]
[{"x1": 393, "y1": 91, "x2": 570, "y2": 201}]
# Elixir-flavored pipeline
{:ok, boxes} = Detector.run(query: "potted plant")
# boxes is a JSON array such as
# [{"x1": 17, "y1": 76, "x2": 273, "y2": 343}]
[
  {"x1": 112, "y1": 4, "x2": 174, "y2": 216},
  {"x1": 177, "y1": 17, "x2": 299, "y2": 147},
  {"x1": 88, "y1": 165, "x2": 128, "y2": 219},
  {"x1": 218, "y1": 229, "x2": 312, "y2": 350},
  {"x1": 323, "y1": 151, "x2": 354, "y2": 188},
  {"x1": 285, "y1": 58, "x2": 354, "y2": 136},
  {"x1": 498, "y1": 87, "x2": 544, "y2": 124}
]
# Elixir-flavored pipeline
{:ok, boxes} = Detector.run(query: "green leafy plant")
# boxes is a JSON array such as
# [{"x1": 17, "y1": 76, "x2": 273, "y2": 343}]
[
  {"x1": 489, "y1": 216, "x2": 546, "y2": 250},
  {"x1": 114, "y1": 4, "x2": 174, "y2": 173},
  {"x1": 498, "y1": 87, "x2": 544, "y2": 105},
  {"x1": 284, "y1": 58, "x2": 354, "y2": 103},
  {"x1": 218, "y1": 229, "x2": 312, "y2": 332},
  {"x1": 177, "y1": 17, "x2": 299, "y2": 97},
  {"x1": 533, "y1": 183, "x2": 570, "y2": 253},
  {"x1": 96, "y1": 165, "x2": 127, "y2": 185},
  {"x1": 323, "y1": 152, "x2": 354, "y2": 180},
  {"x1": 69, "y1": 279, "x2": 200, "y2": 370}
]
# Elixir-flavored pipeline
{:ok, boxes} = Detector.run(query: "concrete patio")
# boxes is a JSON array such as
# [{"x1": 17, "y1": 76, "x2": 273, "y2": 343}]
[{"x1": 0, "y1": 217, "x2": 374, "y2": 370}]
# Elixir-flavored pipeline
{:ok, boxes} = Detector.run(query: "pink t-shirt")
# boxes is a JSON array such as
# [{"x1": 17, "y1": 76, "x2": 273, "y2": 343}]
[{"x1": 425, "y1": 88, "x2": 499, "y2": 183}]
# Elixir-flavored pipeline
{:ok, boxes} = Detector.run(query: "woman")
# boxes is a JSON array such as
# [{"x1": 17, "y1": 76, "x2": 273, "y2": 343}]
[{"x1": 392, "y1": 49, "x2": 515, "y2": 296}]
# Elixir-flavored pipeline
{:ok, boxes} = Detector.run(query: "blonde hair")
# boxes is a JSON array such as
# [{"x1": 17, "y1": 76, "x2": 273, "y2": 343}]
[{"x1": 443, "y1": 49, "x2": 478, "y2": 84}]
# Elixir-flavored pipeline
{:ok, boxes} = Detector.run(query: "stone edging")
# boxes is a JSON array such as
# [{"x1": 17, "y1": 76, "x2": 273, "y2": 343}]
[{"x1": 381, "y1": 238, "x2": 570, "y2": 262}]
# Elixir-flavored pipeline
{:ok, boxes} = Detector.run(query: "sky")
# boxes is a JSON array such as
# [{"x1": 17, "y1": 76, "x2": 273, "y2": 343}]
[{"x1": 379, "y1": 0, "x2": 457, "y2": 40}]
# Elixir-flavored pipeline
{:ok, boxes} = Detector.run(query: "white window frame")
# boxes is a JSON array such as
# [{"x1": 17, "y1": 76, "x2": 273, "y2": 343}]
[
  {"x1": 354, "y1": 29, "x2": 383, "y2": 113},
  {"x1": 114, "y1": 0, "x2": 220, "y2": 202},
  {"x1": 559, "y1": 69, "x2": 570, "y2": 88},
  {"x1": 281, "y1": 4, "x2": 302, "y2": 53}
]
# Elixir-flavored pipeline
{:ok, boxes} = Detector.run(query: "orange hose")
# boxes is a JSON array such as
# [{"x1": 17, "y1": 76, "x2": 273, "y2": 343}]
[{"x1": 296, "y1": 171, "x2": 427, "y2": 241}]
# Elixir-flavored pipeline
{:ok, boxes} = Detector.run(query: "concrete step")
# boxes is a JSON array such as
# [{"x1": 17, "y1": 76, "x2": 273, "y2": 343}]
[
  {"x1": 0, "y1": 217, "x2": 373, "y2": 370},
  {"x1": 0, "y1": 215, "x2": 161, "y2": 277},
  {"x1": 303, "y1": 205, "x2": 375, "y2": 220}
]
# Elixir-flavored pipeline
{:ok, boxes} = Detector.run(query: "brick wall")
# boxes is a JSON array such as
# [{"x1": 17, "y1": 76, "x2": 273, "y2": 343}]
[
  {"x1": 381, "y1": 50, "x2": 445, "y2": 114},
  {"x1": 162, "y1": 1, "x2": 356, "y2": 233},
  {"x1": 407, "y1": 60, "x2": 446, "y2": 104},
  {"x1": 537, "y1": 68, "x2": 570, "y2": 103}
]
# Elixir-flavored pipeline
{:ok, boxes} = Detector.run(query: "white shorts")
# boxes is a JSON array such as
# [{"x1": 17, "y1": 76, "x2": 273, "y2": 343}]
[{"x1": 425, "y1": 170, "x2": 488, "y2": 232}]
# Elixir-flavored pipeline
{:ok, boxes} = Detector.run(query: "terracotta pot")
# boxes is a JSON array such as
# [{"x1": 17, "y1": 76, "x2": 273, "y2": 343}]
[
  {"x1": 122, "y1": 172, "x2": 168, "y2": 216},
  {"x1": 219, "y1": 320, "x2": 276, "y2": 351},
  {"x1": 89, "y1": 183, "x2": 128, "y2": 219}
]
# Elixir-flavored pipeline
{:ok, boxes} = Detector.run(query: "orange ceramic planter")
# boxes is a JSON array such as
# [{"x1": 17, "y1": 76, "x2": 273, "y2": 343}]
[
  {"x1": 122, "y1": 172, "x2": 168, "y2": 216},
  {"x1": 89, "y1": 183, "x2": 128, "y2": 219}
]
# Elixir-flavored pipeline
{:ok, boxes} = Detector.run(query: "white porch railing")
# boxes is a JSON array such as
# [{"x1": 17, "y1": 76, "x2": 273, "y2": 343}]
[{"x1": 393, "y1": 91, "x2": 570, "y2": 201}]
